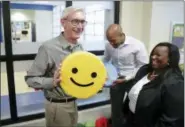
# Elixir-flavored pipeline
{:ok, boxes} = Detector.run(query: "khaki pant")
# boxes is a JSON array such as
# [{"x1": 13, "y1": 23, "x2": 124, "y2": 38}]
[{"x1": 45, "y1": 99, "x2": 78, "y2": 127}]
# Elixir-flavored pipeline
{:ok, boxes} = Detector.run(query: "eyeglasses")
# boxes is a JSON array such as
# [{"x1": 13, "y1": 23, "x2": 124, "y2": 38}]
[{"x1": 65, "y1": 19, "x2": 87, "y2": 26}]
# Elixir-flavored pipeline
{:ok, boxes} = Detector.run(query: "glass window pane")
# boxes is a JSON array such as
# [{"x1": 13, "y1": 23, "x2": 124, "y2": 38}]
[
  {"x1": 95, "y1": 10, "x2": 105, "y2": 23},
  {"x1": 1, "y1": 62, "x2": 11, "y2": 120},
  {"x1": 86, "y1": 12, "x2": 95, "y2": 23},
  {"x1": 10, "y1": 1, "x2": 65, "y2": 55},
  {"x1": 85, "y1": 24, "x2": 94, "y2": 35},
  {"x1": 94, "y1": 24, "x2": 104, "y2": 36},
  {"x1": 14, "y1": 60, "x2": 45, "y2": 117},
  {"x1": 94, "y1": 35, "x2": 104, "y2": 41},
  {"x1": 85, "y1": 35, "x2": 95, "y2": 41},
  {"x1": 85, "y1": 35, "x2": 104, "y2": 41},
  {"x1": 78, "y1": 33, "x2": 84, "y2": 42},
  {"x1": 0, "y1": 3, "x2": 5, "y2": 56},
  {"x1": 73, "y1": 0, "x2": 114, "y2": 50}
]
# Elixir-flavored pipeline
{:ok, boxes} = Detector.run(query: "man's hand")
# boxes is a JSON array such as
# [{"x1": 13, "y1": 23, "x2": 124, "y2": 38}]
[
  {"x1": 112, "y1": 78, "x2": 125, "y2": 86},
  {"x1": 53, "y1": 63, "x2": 62, "y2": 87}
]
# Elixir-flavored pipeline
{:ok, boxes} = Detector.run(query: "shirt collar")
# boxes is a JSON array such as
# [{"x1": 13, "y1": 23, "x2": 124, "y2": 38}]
[
  {"x1": 58, "y1": 32, "x2": 80, "y2": 50},
  {"x1": 119, "y1": 36, "x2": 129, "y2": 48}
]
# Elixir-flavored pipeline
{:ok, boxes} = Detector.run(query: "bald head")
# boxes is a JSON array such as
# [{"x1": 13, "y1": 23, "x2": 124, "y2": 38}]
[
  {"x1": 106, "y1": 24, "x2": 123, "y2": 37},
  {"x1": 106, "y1": 24, "x2": 125, "y2": 48}
]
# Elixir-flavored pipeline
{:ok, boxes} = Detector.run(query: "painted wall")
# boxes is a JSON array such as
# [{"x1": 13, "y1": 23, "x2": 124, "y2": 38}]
[
  {"x1": 120, "y1": 1, "x2": 184, "y2": 53},
  {"x1": 149, "y1": 1, "x2": 184, "y2": 52},
  {"x1": 120, "y1": 1, "x2": 152, "y2": 51}
]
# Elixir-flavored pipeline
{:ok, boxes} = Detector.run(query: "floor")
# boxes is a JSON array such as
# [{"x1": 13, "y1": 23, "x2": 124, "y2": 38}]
[
  {"x1": 3, "y1": 105, "x2": 111, "y2": 127},
  {"x1": 1, "y1": 88, "x2": 110, "y2": 120}
]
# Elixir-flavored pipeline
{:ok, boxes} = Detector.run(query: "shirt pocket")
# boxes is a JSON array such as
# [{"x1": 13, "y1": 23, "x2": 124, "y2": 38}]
[{"x1": 118, "y1": 52, "x2": 135, "y2": 65}]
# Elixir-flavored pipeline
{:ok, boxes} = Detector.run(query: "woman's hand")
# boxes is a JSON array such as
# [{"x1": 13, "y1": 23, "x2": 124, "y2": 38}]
[{"x1": 112, "y1": 78, "x2": 125, "y2": 86}]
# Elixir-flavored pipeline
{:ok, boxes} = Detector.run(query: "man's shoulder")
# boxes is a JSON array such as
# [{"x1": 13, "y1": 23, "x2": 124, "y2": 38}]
[
  {"x1": 38, "y1": 36, "x2": 60, "y2": 53},
  {"x1": 41, "y1": 36, "x2": 59, "y2": 47},
  {"x1": 105, "y1": 41, "x2": 111, "y2": 47},
  {"x1": 126, "y1": 36, "x2": 142, "y2": 44},
  {"x1": 126, "y1": 36, "x2": 145, "y2": 47}
]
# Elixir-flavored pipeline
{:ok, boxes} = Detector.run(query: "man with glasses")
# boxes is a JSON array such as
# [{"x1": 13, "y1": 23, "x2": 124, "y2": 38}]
[{"x1": 25, "y1": 6, "x2": 87, "y2": 127}]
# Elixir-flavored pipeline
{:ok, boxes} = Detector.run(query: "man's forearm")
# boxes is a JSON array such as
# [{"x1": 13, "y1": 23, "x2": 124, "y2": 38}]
[
  {"x1": 122, "y1": 67, "x2": 141, "y2": 81},
  {"x1": 25, "y1": 76, "x2": 55, "y2": 90}
]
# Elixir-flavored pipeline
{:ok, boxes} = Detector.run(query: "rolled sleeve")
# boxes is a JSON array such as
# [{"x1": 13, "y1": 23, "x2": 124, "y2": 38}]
[
  {"x1": 103, "y1": 43, "x2": 111, "y2": 63},
  {"x1": 25, "y1": 45, "x2": 55, "y2": 90}
]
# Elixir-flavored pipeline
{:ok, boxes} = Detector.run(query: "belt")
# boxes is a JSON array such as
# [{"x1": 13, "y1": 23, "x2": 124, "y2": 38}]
[{"x1": 46, "y1": 97, "x2": 76, "y2": 103}]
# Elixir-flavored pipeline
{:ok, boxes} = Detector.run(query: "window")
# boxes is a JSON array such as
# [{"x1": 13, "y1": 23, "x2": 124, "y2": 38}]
[
  {"x1": 0, "y1": 3, "x2": 5, "y2": 55},
  {"x1": 13, "y1": 60, "x2": 45, "y2": 117},
  {"x1": 73, "y1": 1, "x2": 114, "y2": 51},
  {"x1": 52, "y1": 5, "x2": 65, "y2": 37},
  {"x1": 1, "y1": 62, "x2": 11, "y2": 120},
  {"x1": 10, "y1": 2, "x2": 65, "y2": 55},
  {"x1": 84, "y1": 10, "x2": 105, "y2": 41}
]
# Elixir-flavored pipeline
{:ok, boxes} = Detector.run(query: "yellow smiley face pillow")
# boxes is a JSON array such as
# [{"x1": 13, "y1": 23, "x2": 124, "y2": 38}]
[{"x1": 60, "y1": 51, "x2": 107, "y2": 99}]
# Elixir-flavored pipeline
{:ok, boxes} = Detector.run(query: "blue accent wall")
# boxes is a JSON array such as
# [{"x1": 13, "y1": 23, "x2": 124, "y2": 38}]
[
  {"x1": 10, "y1": 3, "x2": 53, "y2": 11},
  {"x1": 0, "y1": 3, "x2": 53, "y2": 11}
]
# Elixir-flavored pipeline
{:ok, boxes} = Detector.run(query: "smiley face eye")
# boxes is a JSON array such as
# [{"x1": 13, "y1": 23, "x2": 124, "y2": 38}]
[
  {"x1": 72, "y1": 68, "x2": 78, "y2": 74},
  {"x1": 91, "y1": 72, "x2": 97, "y2": 78}
]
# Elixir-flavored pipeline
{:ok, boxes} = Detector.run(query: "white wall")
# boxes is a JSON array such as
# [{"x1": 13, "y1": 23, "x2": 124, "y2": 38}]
[
  {"x1": 120, "y1": 1, "x2": 184, "y2": 53},
  {"x1": 34, "y1": 10, "x2": 52, "y2": 42},
  {"x1": 120, "y1": 2, "x2": 144, "y2": 41},
  {"x1": 149, "y1": 1, "x2": 184, "y2": 52},
  {"x1": 120, "y1": 1, "x2": 152, "y2": 50}
]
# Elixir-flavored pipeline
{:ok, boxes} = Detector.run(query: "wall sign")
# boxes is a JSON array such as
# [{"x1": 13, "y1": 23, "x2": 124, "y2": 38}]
[
  {"x1": 170, "y1": 22, "x2": 184, "y2": 50},
  {"x1": 170, "y1": 22, "x2": 184, "y2": 69},
  {"x1": 0, "y1": 6, "x2": 2, "y2": 43}
]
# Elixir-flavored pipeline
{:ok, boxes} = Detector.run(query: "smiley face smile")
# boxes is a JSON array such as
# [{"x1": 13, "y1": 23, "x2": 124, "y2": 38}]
[{"x1": 70, "y1": 77, "x2": 94, "y2": 87}]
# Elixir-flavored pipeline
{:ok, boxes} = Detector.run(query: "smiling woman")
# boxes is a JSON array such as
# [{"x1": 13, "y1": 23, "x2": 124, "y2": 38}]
[{"x1": 61, "y1": 51, "x2": 107, "y2": 99}]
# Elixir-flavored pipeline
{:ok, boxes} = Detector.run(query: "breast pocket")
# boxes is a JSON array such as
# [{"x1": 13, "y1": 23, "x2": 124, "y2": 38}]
[
  {"x1": 118, "y1": 52, "x2": 135, "y2": 65},
  {"x1": 50, "y1": 52, "x2": 68, "y2": 72}
]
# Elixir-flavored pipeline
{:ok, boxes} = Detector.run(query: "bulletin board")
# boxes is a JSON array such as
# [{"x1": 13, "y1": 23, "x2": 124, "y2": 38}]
[
  {"x1": 170, "y1": 22, "x2": 184, "y2": 69},
  {"x1": 0, "y1": 7, "x2": 2, "y2": 43},
  {"x1": 170, "y1": 22, "x2": 184, "y2": 50}
]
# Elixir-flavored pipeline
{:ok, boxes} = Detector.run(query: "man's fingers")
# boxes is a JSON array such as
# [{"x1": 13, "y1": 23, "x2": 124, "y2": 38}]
[
  {"x1": 112, "y1": 83, "x2": 116, "y2": 86},
  {"x1": 56, "y1": 78, "x2": 61, "y2": 82},
  {"x1": 57, "y1": 71, "x2": 60, "y2": 78},
  {"x1": 112, "y1": 81, "x2": 116, "y2": 85},
  {"x1": 54, "y1": 78, "x2": 61, "y2": 87}
]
